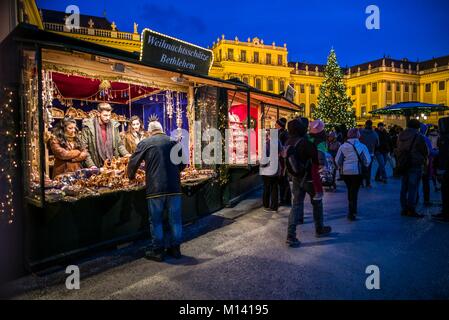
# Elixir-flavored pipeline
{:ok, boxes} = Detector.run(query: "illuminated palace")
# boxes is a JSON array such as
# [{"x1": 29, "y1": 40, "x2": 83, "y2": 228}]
[{"x1": 21, "y1": 0, "x2": 449, "y2": 125}]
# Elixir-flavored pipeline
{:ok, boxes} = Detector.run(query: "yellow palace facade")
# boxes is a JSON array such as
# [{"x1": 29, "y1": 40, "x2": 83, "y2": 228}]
[{"x1": 18, "y1": 0, "x2": 449, "y2": 126}]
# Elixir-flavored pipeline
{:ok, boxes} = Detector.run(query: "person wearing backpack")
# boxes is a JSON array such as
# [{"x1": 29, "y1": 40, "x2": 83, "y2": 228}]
[
  {"x1": 396, "y1": 119, "x2": 429, "y2": 218},
  {"x1": 335, "y1": 129, "x2": 371, "y2": 221},
  {"x1": 283, "y1": 118, "x2": 332, "y2": 248}
]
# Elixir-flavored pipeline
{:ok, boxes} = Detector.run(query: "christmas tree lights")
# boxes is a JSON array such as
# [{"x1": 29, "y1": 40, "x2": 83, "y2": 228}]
[{"x1": 313, "y1": 49, "x2": 356, "y2": 129}]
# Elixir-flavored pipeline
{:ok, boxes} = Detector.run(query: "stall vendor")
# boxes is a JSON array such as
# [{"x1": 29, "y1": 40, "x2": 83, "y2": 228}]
[
  {"x1": 50, "y1": 116, "x2": 88, "y2": 178},
  {"x1": 81, "y1": 102, "x2": 130, "y2": 168},
  {"x1": 124, "y1": 116, "x2": 148, "y2": 153}
]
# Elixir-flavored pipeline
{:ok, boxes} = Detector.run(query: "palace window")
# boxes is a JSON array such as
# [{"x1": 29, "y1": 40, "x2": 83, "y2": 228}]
[
  {"x1": 278, "y1": 55, "x2": 283, "y2": 66},
  {"x1": 279, "y1": 80, "x2": 285, "y2": 92},
  {"x1": 362, "y1": 85, "x2": 366, "y2": 94},
  {"x1": 310, "y1": 85, "x2": 315, "y2": 95},
  {"x1": 266, "y1": 53, "x2": 272, "y2": 65},
  {"x1": 255, "y1": 78, "x2": 262, "y2": 89},
  {"x1": 241, "y1": 50, "x2": 247, "y2": 62},
  {"x1": 268, "y1": 79, "x2": 274, "y2": 91},
  {"x1": 439, "y1": 81, "x2": 446, "y2": 91},
  {"x1": 242, "y1": 77, "x2": 249, "y2": 84},
  {"x1": 372, "y1": 105, "x2": 378, "y2": 111},
  {"x1": 405, "y1": 84, "x2": 409, "y2": 93},
  {"x1": 310, "y1": 103, "x2": 316, "y2": 117},
  {"x1": 219, "y1": 49, "x2": 222, "y2": 61},
  {"x1": 351, "y1": 87, "x2": 356, "y2": 95},
  {"x1": 413, "y1": 84, "x2": 417, "y2": 93},
  {"x1": 387, "y1": 82, "x2": 391, "y2": 91},
  {"x1": 372, "y1": 83, "x2": 377, "y2": 92},
  {"x1": 228, "y1": 48, "x2": 234, "y2": 61},
  {"x1": 361, "y1": 106, "x2": 367, "y2": 117},
  {"x1": 300, "y1": 84, "x2": 305, "y2": 94},
  {"x1": 396, "y1": 83, "x2": 400, "y2": 92},
  {"x1": 289, "y1": 83, "x2": 295, "y2": 89},
  {"x1": 254, "y1": 52, "x2": 259, "y2": 63},
  {"x1": 425, "y1": 83, "x2": 431, "y2": 92}
]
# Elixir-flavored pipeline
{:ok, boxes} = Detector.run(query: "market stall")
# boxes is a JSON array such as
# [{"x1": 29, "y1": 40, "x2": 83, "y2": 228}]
[
  {"x1": 224, "y1": 84, "x2": 302, "y2": 205},
  {"x1": 1, "y1": 24, "x2": 300, "y2": 271}
]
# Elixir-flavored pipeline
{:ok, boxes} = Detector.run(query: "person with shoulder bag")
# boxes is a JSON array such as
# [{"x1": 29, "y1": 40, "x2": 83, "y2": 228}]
[
  {"x1": 335, "y1": 128, "x2": 371, "y2": 221},
  {"x1": 395, "y1": 119, "x2": 429, "y2": 218},
  {"x1": 282, "y1": 118, "x2": 332, "y2": 248}
]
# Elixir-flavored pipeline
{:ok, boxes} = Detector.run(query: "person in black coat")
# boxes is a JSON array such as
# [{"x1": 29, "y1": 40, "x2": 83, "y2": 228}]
[
  {"x1": 433, "y1": 117, "x2": 449, "y2": 222},
  {"x1": 375, "y1": 122, "x2": 393, "y2": 183},
  {"x1": 128, "y1": 120, "x2": 186, "y2": 261}
]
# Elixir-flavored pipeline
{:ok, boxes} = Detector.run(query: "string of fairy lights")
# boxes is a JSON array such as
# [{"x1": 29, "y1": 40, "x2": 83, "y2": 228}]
[{"x1": 0, "y1": 87, "x2": 18, "y2": 224}]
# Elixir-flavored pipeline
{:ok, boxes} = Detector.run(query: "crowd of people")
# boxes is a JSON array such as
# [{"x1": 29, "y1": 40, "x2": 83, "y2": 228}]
[
  {"x1": 262, "y1": 116, "x2": 449, "y2": 247},
  {"x1": 48, "y1": 101, "x2": 449, "y2": 259}
]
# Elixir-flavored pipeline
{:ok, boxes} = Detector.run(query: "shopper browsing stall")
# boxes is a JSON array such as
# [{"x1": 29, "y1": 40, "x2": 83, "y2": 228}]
[
  {"x1": 50, "y1": 116, "x2": 88, "y2": 179},
  {"x1": 124, "y1": 116, "x2": 148, "y2": 154},
  {"x1": 127, "y1": 120, "x2": 186, "y2": 262},
  {"x1": 81, "y1": 102, "x2": 130, "y2": 168}
]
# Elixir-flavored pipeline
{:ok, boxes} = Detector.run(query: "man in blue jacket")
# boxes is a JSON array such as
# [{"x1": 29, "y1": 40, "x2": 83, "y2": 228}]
[{"x1": 128, "y1": 120, "x2": 186, "y2": 262}]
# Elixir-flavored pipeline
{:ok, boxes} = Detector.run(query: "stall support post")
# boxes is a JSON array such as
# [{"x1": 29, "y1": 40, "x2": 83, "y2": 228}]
[
  {"x1": 246, "y1": 89, "x2": 251, "y2": 168},
  {"x1": 36, "y1": 47, "x2": 46, "y2": 205}
]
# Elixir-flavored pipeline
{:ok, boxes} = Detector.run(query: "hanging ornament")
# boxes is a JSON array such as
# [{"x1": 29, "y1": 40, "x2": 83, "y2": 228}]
[
  {"x1": 165, "y1": 91, "x2": 173, "y2": 120},
  {"x1": 99, "y1": 79, "x2": 111, "y2": 91},
  {"x1": 176, "y1": 92, "x2": 183, "y2": 129}
]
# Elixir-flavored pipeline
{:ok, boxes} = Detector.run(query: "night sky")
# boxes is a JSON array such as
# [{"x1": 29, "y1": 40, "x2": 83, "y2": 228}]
[{"x1": 36, "y1": 0, "x2": 449, "y2": 66}]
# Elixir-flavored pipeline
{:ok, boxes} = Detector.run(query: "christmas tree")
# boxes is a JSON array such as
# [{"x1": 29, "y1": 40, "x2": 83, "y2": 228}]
[{"x1": 313, "y1": 49, "x2": 356, "y2": 128}]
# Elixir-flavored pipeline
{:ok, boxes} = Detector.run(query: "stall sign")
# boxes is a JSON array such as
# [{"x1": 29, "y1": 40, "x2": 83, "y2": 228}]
[{"x1": 140, "y1": 29, "x2": 213, "y2": 76}]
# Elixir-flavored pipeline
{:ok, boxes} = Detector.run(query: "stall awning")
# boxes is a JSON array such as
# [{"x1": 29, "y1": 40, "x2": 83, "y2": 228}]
[
  {"x1": 5, "y1": 24, "x2": 245, "y2": 91},
  {"x1": 229, "y1": 89, "x2": 301, "y2": 111},
  {"x1": 51, "y1": 72, "x2": 159, "y2": 104},
  {"x1": 370, "y1": 101, "x2": 448, "y2": 115}
]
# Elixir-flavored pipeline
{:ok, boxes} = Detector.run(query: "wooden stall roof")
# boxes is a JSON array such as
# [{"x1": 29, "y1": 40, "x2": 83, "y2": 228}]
[
  {"x1": 4, "y1": 24, "x2": 302, "y2": 111},
  {"x1": 4, "y1": 24, "x2": 244, "y2": 90}
]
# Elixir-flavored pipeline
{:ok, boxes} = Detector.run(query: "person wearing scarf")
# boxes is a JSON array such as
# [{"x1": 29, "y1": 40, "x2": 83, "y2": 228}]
[
  {"x1": 50, "y1": 117, "x2": 87, "y2": 178},
  {"x1": 124, "y1": 116, "x2": 148, "y2": 154},
  {"x1": 81, "y1": 103, "x2": 130, "y2": 169}
]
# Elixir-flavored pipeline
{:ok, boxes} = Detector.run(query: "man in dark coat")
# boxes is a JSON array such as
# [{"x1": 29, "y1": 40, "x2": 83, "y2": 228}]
[
  {"x1": 285, "y1": 118, "x2": 332, "y2": 248},
  {"x1": 433, "y1": 117, "x2": 449, "y2": 222},
  {"x1": 375, "y1": 122, "x2": 392, "y2": 183},
  {"x1": 396, "y1": 119, "x2": 429, "y2": 218},
  {"x1": 128, "y1": 120, "x2": 186, "y2": 261}
]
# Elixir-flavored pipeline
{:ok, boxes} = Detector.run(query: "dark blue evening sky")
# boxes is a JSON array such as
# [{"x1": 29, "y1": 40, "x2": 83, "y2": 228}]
[{"x1": 36, "y1": 0, "x2": 449, "y2": 66}]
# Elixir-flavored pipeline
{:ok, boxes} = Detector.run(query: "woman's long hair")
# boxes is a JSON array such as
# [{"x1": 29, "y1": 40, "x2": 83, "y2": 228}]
[
  {"x1": 127, "y1": 115, "x2": 145, "y2": 134},
  {"x1": 52, "y1": 116, "x2": 83, "y2": 149}
]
